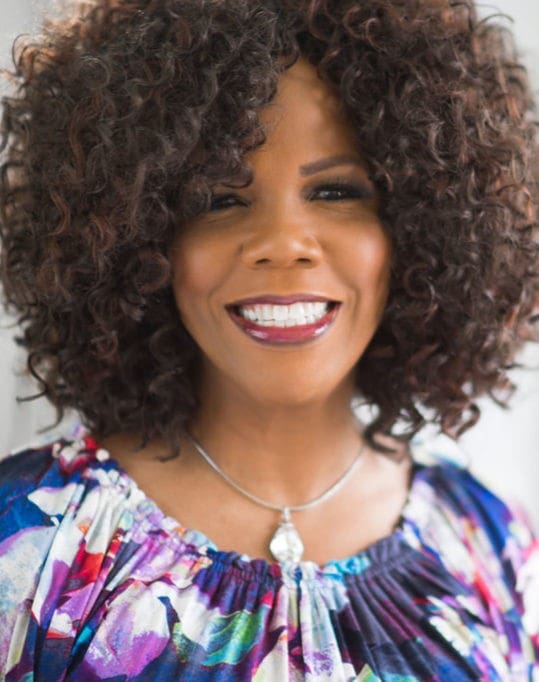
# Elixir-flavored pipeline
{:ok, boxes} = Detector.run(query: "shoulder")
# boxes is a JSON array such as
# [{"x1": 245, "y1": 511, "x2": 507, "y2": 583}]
[
  {"x1": 0, "y1": 439, "x2": 64, "y2": 537},
  {"x1": 0, "y1": 435, "x2": 109, "y2": 562},
  {"x1": 413, "y1": 460, "x2": 536, "y2": 559},
  {"x1": 0, "y1": 434, "x2": 58, "y2": 494},
  {"x1": 0, "y1": 437, "x2": 108, "y2": 528},
  {"x1": 407, "y1": 456, "x2": 539, "y2": 643},
  {"x1": 0, "y1": 435, "x2": 125, "y2": 674}
]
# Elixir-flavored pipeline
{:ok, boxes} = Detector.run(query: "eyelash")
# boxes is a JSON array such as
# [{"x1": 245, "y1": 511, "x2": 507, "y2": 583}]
[{"x1": 208, "y1": 179, "x2": 373, "y2": 211}]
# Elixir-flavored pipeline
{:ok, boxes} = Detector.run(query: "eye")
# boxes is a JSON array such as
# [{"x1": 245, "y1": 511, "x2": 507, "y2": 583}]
[
  {"x1": 207, "y1": 179, "x2": 374, "y2": 212},
  {"x1": 309, "y1": 180, "x2": 374, "y2": 202},
  {"x1": 209, "y1": 193, "x2": 247, "y2": 212}
]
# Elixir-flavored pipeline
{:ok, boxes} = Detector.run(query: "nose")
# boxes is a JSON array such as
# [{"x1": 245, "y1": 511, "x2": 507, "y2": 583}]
[{"x1": 239, "y1": 216, "x2": 324, "y2": 269}]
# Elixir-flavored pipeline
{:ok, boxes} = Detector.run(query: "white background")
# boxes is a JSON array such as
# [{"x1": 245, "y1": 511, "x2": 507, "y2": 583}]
[{"x1": 1, "y1": 1, "x2": 538, "y2": 525}]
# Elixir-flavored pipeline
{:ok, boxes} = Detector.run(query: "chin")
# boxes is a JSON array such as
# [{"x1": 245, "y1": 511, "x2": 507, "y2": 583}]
[{"x1": 248, "y1": 378, "x2": 347, "y2": 407}]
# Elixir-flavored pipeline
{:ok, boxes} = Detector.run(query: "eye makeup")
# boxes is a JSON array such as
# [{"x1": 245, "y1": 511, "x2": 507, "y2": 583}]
[
  {"x1": 206, "y1": 170, "x2": 375, "y2": 214},
  {"x1": 306, "y1": 176, "x2": 375, "y2": 202}
]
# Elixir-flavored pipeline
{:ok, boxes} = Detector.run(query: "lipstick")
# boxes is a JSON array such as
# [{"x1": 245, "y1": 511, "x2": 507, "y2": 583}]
[{"x1": 227, "y1": 302, "x2": 341, "y2": 345}]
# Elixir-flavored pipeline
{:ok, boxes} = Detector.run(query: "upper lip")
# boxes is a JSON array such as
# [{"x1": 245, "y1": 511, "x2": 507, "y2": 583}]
[{"x1": 228, "y1": 294, "x2": 340, "y2": 307}]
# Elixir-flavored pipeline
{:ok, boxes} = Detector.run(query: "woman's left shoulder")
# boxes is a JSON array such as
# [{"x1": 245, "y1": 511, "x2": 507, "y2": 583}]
[
  {"x1": 408, "y1": 453, "x2": 539, "y2": 640},
  {"x1": 417, "y1": 459, "x2": 537, "y2": 558}
]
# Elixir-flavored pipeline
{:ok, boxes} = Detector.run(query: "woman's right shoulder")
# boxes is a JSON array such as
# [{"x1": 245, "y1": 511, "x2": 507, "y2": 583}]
[
  {"x1": 0, "y1": 439, "x2": 60, "y2": 504},
  {"x1": 0, "y1": 435, "x2": 103, "y2": 526}
]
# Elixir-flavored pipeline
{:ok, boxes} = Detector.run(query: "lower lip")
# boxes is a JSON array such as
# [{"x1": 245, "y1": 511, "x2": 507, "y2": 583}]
[{"x1": 227, "y1": 304, "x2": 341, "y2": 345}]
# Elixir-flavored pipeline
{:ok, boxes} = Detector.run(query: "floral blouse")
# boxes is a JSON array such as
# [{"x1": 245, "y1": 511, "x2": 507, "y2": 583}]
[{"x1": 0, "y1": 429, "x2": 537, "y2": 681}]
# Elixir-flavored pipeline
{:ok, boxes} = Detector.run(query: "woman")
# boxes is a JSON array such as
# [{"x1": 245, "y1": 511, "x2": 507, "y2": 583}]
[{"x1": 0, "y1": 0, "x2": 537, "y2": 679}]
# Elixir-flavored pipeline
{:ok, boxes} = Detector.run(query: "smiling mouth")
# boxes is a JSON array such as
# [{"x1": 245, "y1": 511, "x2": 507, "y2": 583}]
[{"x1": 226, "y1": 301, "x2": 341, "y2": 345}]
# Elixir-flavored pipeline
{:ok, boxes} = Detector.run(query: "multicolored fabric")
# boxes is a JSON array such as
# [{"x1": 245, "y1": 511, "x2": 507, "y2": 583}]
[{"x1": 0, "y1": 432, "x2": 537, "y2": 681}]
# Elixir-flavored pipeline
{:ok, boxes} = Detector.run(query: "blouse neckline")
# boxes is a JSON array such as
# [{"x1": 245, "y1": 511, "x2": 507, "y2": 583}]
[{"x1": 56, "y1": 434, "x2": 430, "y2": 579}]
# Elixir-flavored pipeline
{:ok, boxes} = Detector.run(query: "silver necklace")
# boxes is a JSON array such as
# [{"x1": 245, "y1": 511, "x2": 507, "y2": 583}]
[{"x1": 184, "y1": 430, "x2": 366, "y2": 564}]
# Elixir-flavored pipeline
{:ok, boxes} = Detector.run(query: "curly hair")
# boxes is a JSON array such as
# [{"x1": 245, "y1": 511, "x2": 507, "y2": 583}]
[{"x1": 0, "y1": 0, "x2": 537, "y2": 457}]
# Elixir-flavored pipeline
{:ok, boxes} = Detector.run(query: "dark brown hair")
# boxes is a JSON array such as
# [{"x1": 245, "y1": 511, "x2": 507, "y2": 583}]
[{"x1": 1, "y1": 0, "x2": 537, "y2": 457}]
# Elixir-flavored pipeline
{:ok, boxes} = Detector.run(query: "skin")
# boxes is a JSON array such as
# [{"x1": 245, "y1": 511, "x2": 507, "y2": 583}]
[{"x1": 100, "y1": 57, "x2": 412, "y2": 565}]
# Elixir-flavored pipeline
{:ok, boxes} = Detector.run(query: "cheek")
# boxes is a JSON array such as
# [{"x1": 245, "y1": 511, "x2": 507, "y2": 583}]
[
  {"x1": 169, "y1": 252, "x2": 216, "y2": 339},
  {"x1": 169, "y1": 234, "x2": 222, "y2": 304},
  {"x1": 369, "y1": 235, "x2": 392, "y2": 296},
  {"x1": 341, "y1": 225, "x2": 392, "y2": 304}
]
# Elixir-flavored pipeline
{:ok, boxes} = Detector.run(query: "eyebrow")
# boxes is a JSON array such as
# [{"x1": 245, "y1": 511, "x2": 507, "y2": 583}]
[{"x1": 299, "y1": 154, "x2": 366, "y2": 177}]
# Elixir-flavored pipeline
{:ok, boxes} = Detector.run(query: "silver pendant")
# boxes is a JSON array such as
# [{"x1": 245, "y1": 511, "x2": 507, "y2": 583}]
[{"x1": 269, "y1": 508, "x2": 304, "y2": 563}]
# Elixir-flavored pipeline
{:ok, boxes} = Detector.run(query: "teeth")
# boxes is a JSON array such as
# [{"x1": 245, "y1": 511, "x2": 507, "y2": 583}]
[
  {"x1": 290, "y1": 302, "x2": 304, "y2": 317},
  {"x1": 274, "y1": 305, "x2": 287, "y2": 321},
  {"x1": 236, "y1": 301, "x2": 331, "y2": 326}
]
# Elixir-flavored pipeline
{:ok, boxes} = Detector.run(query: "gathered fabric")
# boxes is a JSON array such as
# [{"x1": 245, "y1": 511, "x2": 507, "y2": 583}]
[{"x1": 0, "y1": 432, "x2": 537, "y2": 681}]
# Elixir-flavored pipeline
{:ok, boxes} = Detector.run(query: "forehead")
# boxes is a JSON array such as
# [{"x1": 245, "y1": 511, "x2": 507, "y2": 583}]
[
  {"x1": 262, "y1": 57, "x2": 347, "y2": 126},
  {"x1": 253, "y1": 57, "x2": 360, "y2": 163}
]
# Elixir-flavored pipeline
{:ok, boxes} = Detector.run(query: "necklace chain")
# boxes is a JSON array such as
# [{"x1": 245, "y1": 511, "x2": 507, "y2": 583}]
[{"x1": 184, "y1": 430, "x2": 367, "y2": 514}]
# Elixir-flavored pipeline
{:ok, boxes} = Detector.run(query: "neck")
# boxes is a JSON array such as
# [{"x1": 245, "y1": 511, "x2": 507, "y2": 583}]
[{"x1": 185, "y1": 379, "x2": 365, "y2": 506}]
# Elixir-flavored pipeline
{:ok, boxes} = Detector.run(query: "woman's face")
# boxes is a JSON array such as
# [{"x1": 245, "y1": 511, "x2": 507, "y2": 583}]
[{"x1": 169, "y1": 57, "x2": 392, "y2": 406}]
